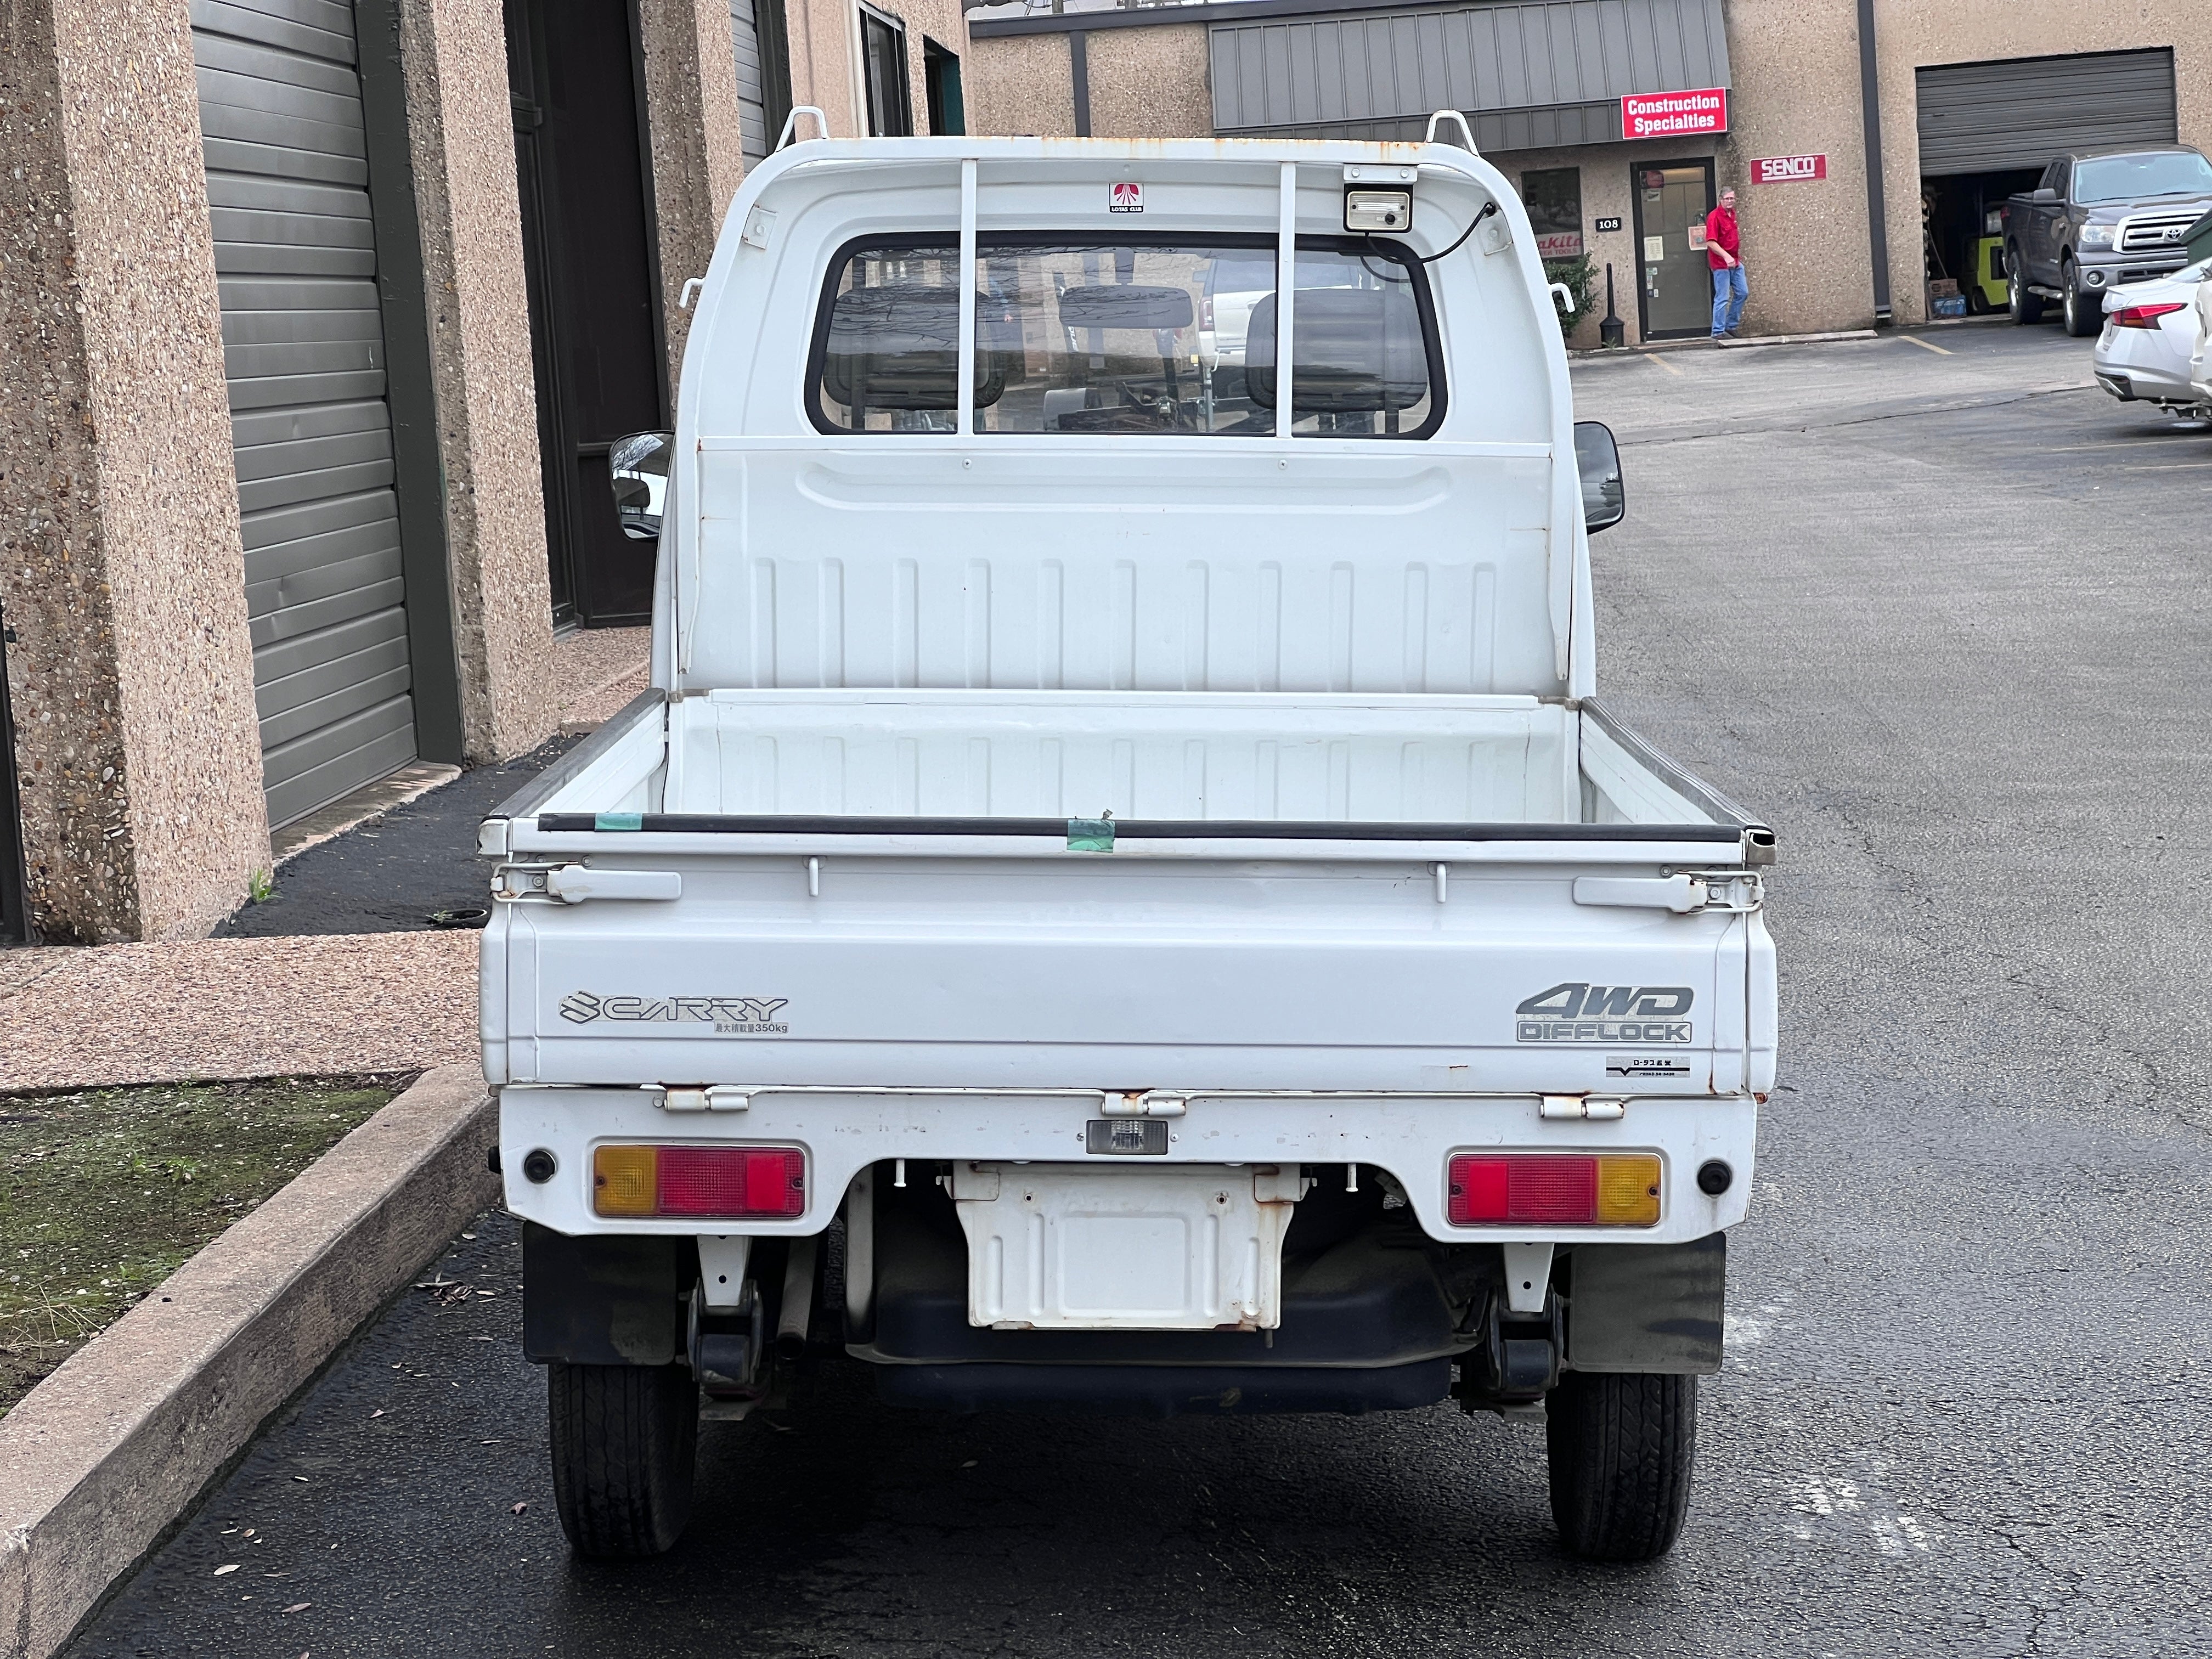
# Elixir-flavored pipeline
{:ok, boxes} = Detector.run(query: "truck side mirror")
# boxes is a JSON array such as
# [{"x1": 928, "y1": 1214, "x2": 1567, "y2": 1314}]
[
  {"x1": 2031, "y1": 187, "x2": 2058, "y2": 204},
  {"x1": 609, "y1": 430, "x2": 673, "y2": 541},
  {"x1": 1574, "y1": 420, "x2": 1625, "y2": 534}
]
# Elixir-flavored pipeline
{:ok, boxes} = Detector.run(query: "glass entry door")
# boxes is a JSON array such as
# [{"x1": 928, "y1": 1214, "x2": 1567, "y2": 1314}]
[{"x1": 1630, "y1": 160, "x2": 1718, "y2": 340}]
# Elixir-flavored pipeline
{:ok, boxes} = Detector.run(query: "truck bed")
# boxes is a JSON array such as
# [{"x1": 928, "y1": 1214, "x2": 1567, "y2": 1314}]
[{"x1": 481, "y1": 687, "x2": 1772, "y2": 1097}]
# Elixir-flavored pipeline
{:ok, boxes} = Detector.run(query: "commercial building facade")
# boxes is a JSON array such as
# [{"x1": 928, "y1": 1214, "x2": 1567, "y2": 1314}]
[
  {"x1": 966, "y1": 0, "x2": 2212, "y2": 347},
  {"x1": 0, "y1": 0, "x2": 970, "y2": 944}
]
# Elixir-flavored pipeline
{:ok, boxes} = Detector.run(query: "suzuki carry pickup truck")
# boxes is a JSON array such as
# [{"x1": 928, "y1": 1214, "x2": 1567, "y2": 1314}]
[{"x1": 480, "y1": 123, "x2": 1778, "y2": 1565}]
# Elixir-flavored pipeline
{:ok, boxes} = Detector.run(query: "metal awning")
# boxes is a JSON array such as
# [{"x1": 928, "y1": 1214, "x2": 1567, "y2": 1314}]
[{"x1": 1209, "y1": 0, "x2": 1730, "y2": 147}]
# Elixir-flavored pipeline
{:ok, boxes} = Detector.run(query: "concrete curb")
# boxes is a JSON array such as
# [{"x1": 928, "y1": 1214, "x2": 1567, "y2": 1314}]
[{"x1": 0, "y1": 1064, "x2": 496, "y2": 1659}]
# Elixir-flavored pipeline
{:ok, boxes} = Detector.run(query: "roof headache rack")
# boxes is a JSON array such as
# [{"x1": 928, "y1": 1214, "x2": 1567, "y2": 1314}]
[
  {"x1": 1425, "y1": 109, "x2": 1479, "y2": 154},
  {"x1": 777, "y1": 105, "x2": 831, "y2": 150}
]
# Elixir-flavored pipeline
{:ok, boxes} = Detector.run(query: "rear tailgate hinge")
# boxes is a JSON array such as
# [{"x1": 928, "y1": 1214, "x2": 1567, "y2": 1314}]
[
  {"x1": 493, "y1": 862, "x2": 682, "y2": 904},
  {"x1": 1571, "y1": 870, "x2": 1763, "y2": 915}
]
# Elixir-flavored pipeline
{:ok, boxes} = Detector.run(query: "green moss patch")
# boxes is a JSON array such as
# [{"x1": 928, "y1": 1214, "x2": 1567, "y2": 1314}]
[{"x1": 0, "y1": 1075, "x2": 410, "y2": 1415}]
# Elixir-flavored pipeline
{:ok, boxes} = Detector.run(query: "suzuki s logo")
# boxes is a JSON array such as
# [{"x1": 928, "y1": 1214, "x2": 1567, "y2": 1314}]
[{"x1": 1515, "y1": 982, "x2": 1694, "y2": 1045}]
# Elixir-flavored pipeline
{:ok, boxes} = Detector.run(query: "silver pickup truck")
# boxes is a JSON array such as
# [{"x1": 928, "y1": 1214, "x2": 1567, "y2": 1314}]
[
  {"x1": 2004, "y1": 145, "x2": 2212, "y2": 335},
  {"x1": 483, "y1": 127, "x2": 1778, "y2": 1570}
]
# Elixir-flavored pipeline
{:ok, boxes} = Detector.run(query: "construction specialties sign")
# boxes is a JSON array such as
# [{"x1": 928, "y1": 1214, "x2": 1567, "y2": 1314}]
[{"x1": 1621, "y1": 87, "x2": 1729, "y2": 139}]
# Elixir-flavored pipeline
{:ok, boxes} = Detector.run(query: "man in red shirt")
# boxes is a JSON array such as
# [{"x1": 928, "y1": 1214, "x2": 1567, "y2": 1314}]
[{"x1": 1707, "y1": 187, "x2": 1746, "y2": 342}]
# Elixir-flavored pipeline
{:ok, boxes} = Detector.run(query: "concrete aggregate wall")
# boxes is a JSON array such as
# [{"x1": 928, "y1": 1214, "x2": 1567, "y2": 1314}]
[
  {"x1": 899, "y1": 0, "x2": 970, "y2": 134},
  {"x1": 0, "y1": 0, "x2": 269, "y2": 943},
  {"x1": 1088, "y1": 23, "x2": 1211, "y2": 140},
  {"x1": 1713, "y1": 0, "x2": 1876, "y2": 337},
  {"x1": 640, "y1": 0, "x2": 749, "y2": 380},
  {"x1": 968, "y1": 33, "x2": 1076, "y2": 138},
  {"x1": 389, "y1": 0, "x2": 560, "y2": 766}
]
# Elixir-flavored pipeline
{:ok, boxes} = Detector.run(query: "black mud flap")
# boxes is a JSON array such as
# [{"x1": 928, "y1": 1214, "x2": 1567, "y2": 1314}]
[
  {"x1": 523, "y1": 1223, "x2": 693, "y2": 1367},
  {"x1": 1565, "y1": 1232, "x2": 1726, "y2": 1375}
]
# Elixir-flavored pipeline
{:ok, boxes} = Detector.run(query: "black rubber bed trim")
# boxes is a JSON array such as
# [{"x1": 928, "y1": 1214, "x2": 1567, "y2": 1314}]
[{"x1": 532, "y1": 811, "x2": 1743, "y2": 842}]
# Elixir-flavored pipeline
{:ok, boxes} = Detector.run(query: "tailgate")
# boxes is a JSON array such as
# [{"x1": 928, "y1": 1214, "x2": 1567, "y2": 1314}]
[{"x1": 483, "y1": 837, "x2": 1764, "y2": 1096}]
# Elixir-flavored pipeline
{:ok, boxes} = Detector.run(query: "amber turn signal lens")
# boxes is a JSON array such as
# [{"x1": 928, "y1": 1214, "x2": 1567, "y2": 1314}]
[
  {"x1": 1594, "y1": 1154, "x2": 1663, "y2": 1226},
  {"x1": 592, "y1": 1145, "x2": 658, "y2": 1216}
]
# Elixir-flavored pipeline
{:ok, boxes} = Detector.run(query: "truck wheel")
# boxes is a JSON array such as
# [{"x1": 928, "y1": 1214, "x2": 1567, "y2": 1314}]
[
  {"x1": 547, "y1": 1361, "x2": 698, "y2": 1558},
  {"x1": 2007, "y1": 255, "x2": 2044, "y2": 324},
  {"x1": 1546, "y1": 1370, "x2": 1696, "y2": 1561},
  {"x1": 2061, "y1": 262, "x2": 2102, "y2": 337}
]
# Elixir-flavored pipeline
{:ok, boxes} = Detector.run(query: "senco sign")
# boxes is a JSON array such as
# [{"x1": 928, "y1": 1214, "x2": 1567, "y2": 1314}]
[
  {"x1": 1752, "y1": 154, "x2": 1827, "y2": 185},
  {"x1": 1621, "y1": 87, "x2": 1728, "y2": 139}
]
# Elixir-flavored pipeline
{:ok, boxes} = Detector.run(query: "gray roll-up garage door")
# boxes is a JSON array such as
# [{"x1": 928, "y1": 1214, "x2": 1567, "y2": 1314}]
[
  {"x1": 1917, "y1": 49, "x2": 2177, "y2": 176},
  {"x1": 193, "y1": 0, "x2": 417, "y2": 828},
  {"x1": 731, "y1": 0, "x2": 770, "y2": 165}
]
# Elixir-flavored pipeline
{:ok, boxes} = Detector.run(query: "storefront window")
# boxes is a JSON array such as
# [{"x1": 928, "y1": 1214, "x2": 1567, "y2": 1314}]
[
  {"x1": 860, "y1": 4, "x2": 911, "y2": 137},
  {"x1": 1522, "y1": 168, "x2": 1584, "y2": 258}
]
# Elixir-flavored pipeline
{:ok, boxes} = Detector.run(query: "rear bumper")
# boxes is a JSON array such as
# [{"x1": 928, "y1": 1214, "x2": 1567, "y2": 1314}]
[
  {"x1": 2095, "y1": 369, "x2": 2197, "y2": 403},
  {"x1": 2094, "y1": 326, "x2": 2198, "y2": 403},
  {"x1": 499, "y1": 1084, "x2": 1757, "y2": 1245}
]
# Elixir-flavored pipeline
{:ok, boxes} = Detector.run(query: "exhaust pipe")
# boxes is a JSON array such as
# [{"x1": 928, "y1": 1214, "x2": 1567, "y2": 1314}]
[{"x1": 775, "y1": 1234, "x2": 820, "y2": 1359}]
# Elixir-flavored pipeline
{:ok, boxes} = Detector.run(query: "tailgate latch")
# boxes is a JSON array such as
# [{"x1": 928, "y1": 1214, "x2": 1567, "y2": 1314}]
[{"x1": 1572, "y1": 871, "x2": 1762, "y2": 914}]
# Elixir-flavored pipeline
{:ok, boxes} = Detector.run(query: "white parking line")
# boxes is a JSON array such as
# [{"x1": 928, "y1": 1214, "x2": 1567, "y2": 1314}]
[
  {"x1": 1898, "y1": 335, "x2": 1953, "y2": 355},
  {"x1": 2041, "y1": 442, "x2": 2169, "y2": 453}
]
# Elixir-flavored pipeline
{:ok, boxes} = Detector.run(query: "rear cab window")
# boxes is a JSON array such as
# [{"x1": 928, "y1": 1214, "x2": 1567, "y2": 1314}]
[{"x1": 809, "y1": 234, "x2": 1443, "y2": 437}]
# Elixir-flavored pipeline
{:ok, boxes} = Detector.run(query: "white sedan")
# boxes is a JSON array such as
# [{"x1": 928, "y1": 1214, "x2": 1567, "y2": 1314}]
[
  {"x1": 2195, "y1": 262, "x2": 2212, "y2": 407},
  {"x1": 2094, "y1": 259, "x2": 2209, "y2": 413}
]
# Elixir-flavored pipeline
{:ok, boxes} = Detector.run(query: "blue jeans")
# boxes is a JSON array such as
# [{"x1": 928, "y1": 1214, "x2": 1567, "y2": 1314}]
[{"x1": 1711, "y1": 265, "x2": 1748, "y2": 336}]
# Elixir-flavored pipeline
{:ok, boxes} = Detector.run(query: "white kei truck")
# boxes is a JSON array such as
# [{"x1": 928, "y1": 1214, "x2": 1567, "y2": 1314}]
[{"x1": 481, "y1": 120, "x2": 1778, "y2": 1565}]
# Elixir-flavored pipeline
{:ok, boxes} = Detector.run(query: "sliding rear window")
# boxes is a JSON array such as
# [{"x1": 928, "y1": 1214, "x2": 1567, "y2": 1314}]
[{"x1": 808, "y1": 234, "x2": 1443, "y2": 437}]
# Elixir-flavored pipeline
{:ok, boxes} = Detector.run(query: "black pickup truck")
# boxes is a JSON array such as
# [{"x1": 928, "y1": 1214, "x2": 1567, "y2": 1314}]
[{"x1": 2003, "y1": 146, "x2": 2212, "y2": 335}]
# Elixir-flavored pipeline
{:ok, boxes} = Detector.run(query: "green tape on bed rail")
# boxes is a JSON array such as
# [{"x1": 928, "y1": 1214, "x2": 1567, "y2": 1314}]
[
  {"x1": 1066, "y1": 818, "x2": 1115, "y2": 852},
  {"x1": 595, "y1": 812, "x2": 644, "y2": 831}
]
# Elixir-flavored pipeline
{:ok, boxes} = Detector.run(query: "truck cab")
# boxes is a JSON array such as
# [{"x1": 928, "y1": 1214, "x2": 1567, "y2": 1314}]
[
  {"x1": 2004, "y1": 145, "x2": 2212, "y2": 335},
  {"x1": 481, "y1": 129, "x2": 1778, "y2": 1568}
]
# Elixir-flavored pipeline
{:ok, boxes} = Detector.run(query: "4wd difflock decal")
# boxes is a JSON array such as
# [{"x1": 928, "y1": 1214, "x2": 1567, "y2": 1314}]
[
  {"x1": 1516, "y1": 982, "x2": 1693, "y2": 1044},
  {"x1": 559, "y1": 992, "x2": 789, "y2": 1035}
]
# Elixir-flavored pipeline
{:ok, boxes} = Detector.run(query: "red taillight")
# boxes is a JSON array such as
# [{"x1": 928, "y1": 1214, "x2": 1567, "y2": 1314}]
[
  {"x1": 1199, "y1": 294, "x2": 1215, "y2": 330},
  {"x1": 1447, "y1": 1153, "x2": 1662, "y2": 1226},
  {"x1": 2112, "y1": 302, "x2": 2187, "y2": 329},
  {"x1": 592, "y1": 1144, "x2": 806, "y2": 1218}
]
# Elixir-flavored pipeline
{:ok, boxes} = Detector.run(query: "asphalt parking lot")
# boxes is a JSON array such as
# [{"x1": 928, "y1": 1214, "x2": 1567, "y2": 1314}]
[{"x1": 70, "y1": 320, "x2": 2212, "y2": 1658}]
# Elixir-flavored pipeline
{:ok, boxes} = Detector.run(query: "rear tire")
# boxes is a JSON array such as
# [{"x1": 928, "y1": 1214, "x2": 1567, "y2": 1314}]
[
  {"x1": 548, "y1": 1361, "x2": 698, "y2": 1558},
  {"x1": 2007, "y1": 252, "x2": 2044, "y2": 324},
  {"x1": 2061, "y1": 260, "x2": 2101, "y2": 337},
  {"x1": 1546, "y1": 1370, "x2": 1696, "y2": 1561}
]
